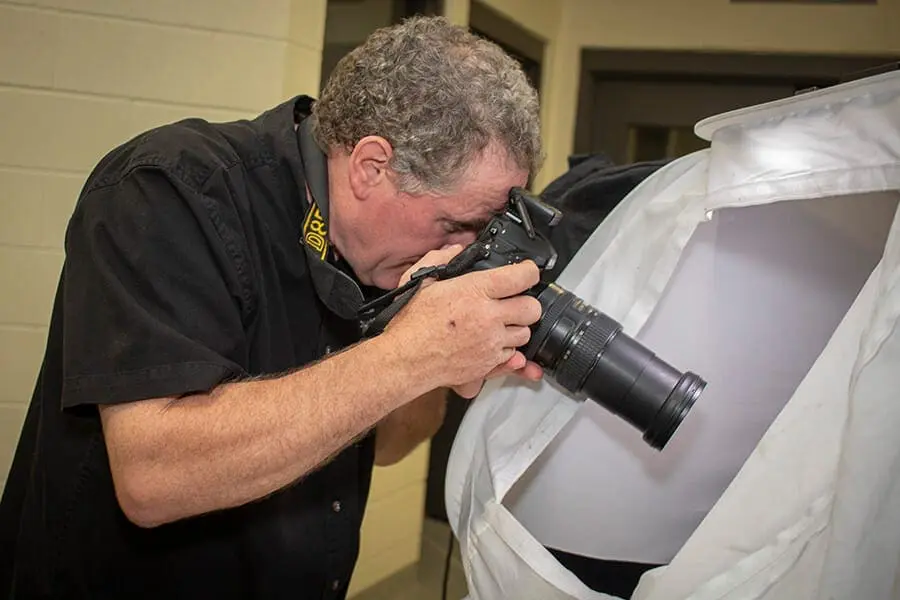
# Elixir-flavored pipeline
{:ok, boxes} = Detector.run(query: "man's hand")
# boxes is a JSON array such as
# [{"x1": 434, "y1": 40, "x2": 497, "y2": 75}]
[
  {"x1": 390, "y1": 245, "x2": 544, "y2": 398},
  {"x1": 373, "y1": 245, "x2": 544, "y2": 467}
]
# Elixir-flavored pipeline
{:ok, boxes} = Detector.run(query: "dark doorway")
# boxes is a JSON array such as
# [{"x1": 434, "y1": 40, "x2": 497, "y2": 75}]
[
  {"x1": 574, "y1": 50, "x2": 899, "y2": 164},
  {"x1": 589, "y1": 79, "x2": 791, "y2": 165}
]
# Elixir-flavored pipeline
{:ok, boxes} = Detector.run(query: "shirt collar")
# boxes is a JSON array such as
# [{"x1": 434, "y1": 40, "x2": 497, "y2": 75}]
[{"x1": 258, "y1": 96, "x2": 368, "y2": 321}]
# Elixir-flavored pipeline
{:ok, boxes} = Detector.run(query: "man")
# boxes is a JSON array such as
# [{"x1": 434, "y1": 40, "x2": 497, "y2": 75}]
[{"x1": 0, "y1": 16, "x2": 544, "y2": 600}]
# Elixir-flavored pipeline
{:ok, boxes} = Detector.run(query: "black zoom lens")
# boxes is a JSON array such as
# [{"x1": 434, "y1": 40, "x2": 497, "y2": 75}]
[{"x1": 524, "y1": 284, "x2": 706, "y2": 450}]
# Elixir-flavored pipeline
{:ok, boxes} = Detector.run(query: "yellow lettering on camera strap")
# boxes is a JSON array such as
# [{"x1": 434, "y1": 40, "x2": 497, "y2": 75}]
[{"x1": 302, "y1": 201, "x2": 329, "y2": 261}]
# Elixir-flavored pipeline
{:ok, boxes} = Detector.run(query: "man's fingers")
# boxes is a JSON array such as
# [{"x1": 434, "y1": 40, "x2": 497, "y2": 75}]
[
  {"x1": 483, "y1": 352, "x2": 527, "y2": 379},
  {"x1": 485, "y1": 355, "x2": 543, "y2": 382},
  {"x1": 453, "y1": 356, "x2": 544, "y2": 400},
  {"x1": 506, "y1": 325, "x2": 532, "y2": 348},
  {"x1": 501, "y1": 351, "x2": 527, "y2": 372},
  {"x1": 499, "y1": 295, "x2": 542, "y2": 326},
  {"x1": 477, "y1": 261, "x2": 541, "y2": 299},
  {"x1": 413, "y1": 244, "x2": 464, "y2": 270},
  {"x1": 517, "y1": 361, "x2": 544, "y2": 381},
  {"x1": 399, "y1": 244, "x2": 465, "y2": 286},
  {"x1": 432, "y1": 244, "x2": 465, "y2": 262},
  {"x1": 499, "y1": 346, "x2": 517, "y2": 364}
]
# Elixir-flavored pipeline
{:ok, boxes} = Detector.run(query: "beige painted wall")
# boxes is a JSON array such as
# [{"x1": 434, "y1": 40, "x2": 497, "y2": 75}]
[
  {"x1": 569, "y1": 0, "x2": 900, "y2": 55},
  {"x1": 0, "y1": 0, "x2": 313, "y2": 486},
  {"x1": 543, "y1": 0, "x2": 900, "y2": 186},
  {"x1": 472, "y1": 0, "x2": 899, "y2": 192}
]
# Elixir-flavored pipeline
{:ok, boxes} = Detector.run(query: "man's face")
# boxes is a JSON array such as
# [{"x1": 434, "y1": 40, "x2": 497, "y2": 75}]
[{"x1": 339, "y1": 143, "x2": 530, "y2": 290}]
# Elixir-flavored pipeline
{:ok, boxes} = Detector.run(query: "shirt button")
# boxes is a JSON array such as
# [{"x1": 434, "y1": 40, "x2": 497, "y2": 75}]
[
  {"x1": 325, "y1": 345, "x2": 332, "y2": 354},
  {"x1": 331, "y1": 579, "x2": 340, "y2": 591},
  {"x1": 332, "y1": 500, "x2": 342, "y2": 513}
]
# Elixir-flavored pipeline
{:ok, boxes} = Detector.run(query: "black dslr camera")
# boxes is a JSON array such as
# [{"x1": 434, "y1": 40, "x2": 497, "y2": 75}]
[{"x1": 361, "y1": 188, "x2": 706, "y2": 450}]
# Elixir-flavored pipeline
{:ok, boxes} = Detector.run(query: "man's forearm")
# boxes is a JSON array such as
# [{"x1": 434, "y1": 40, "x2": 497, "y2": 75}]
[
  {"x1": 100, "y1": 335, "x2": 433, "y2": 528},
  {"x1": 375, "y1": 388, "x2": 448, "y2": 466}
]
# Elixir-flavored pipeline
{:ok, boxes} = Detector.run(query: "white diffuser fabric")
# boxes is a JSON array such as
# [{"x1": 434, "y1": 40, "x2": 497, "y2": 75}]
[{"x1": 445, "y1": 71, "x2": 900, "y2": 600}]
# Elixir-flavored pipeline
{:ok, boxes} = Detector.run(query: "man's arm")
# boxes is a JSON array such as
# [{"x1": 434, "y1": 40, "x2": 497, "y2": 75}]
[
  {"x1": 100, "y1": 334, "x2": 430, "y2": 528},
  {"x1": 101, "y1": 259, "x2": 541, "y2": 529},
  {"x1": 374, "y1": 388, "x2": 448, "y2": 466}
]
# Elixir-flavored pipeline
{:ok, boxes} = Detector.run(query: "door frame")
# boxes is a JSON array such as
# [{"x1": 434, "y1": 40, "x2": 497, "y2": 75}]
[{"x1": 574, "y1": 49, "x2": 899, "y2": 155}]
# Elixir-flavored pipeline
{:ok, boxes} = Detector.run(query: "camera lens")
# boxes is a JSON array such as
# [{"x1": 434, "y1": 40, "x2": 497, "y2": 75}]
[{"x1": 524, "y1": 284, "x2": 705, "y2": 450}]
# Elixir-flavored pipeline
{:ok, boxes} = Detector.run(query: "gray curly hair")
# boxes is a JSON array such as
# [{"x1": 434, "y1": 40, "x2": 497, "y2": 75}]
[{"x1": 311, "y1": 16, "x2": 543, "y2": 195}]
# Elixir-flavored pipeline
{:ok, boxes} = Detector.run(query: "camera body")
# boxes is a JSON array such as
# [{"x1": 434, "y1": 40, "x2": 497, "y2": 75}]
[
  {"x1": 440, "y1": 188, "x2": 706, "y2": 450},
  {"x1": 464, "y1": 187, "x2": 561, "y2": 274}
]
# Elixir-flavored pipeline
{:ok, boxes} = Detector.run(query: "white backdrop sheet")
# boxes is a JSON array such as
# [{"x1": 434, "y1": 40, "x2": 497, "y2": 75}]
[{"x1": 445, "y1": 71, "x2": 900, "y2": 600}]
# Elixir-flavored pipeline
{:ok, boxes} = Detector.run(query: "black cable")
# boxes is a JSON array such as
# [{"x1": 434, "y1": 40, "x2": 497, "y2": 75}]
[{"x1": 441, "y1": 528, "x2": 455, "y2": 600}]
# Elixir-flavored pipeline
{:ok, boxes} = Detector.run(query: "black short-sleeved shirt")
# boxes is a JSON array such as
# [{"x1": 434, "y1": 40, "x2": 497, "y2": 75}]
[{"x1": 0, "y1": 96, "x2": 376, "y2": 599}]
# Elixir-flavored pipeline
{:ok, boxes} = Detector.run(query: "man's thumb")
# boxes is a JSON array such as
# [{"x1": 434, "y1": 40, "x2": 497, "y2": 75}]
[{"x1": 481, "y1": 260, "x2": 540, "y2": 299}]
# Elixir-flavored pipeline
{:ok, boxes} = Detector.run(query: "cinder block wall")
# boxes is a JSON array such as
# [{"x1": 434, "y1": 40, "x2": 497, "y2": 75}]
[{"x1": 0, "y1": 0, "x2": 310, "y2": 486}]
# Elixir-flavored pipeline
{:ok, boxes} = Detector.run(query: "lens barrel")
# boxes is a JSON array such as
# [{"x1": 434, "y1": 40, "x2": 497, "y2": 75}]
[{"x1": 525, "y1": 284, "x2": 705, "y2": 450}]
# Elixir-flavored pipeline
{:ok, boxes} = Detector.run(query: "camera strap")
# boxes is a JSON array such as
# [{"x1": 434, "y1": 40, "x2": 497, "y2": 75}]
[
  {"x1": 358, "y1": 240, "x2": 491, "y2": 337},
  {"x1": 357, "y1": 266, "x2": 441, "y2": 337}
]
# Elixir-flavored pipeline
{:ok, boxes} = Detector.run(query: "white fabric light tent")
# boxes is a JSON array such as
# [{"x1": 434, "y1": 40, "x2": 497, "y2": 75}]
[{"x1": 445, "y1": 70, "x2": 900, "y2": 600}]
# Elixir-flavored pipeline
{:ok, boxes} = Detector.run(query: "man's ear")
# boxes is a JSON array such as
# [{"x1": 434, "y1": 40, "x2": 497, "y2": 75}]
[{"x1": 348, "y1": 136, "x2": 394, "y2": 199}]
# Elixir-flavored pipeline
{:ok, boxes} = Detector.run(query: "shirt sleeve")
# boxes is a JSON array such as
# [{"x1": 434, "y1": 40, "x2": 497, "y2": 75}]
[{"x1": 60, "y1": 165, "x2": 253, "y2": 408}]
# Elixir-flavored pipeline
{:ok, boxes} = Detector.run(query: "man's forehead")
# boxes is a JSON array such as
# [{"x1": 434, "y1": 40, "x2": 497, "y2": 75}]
[
  {"x1": 449, "y1": 186, "x2": 509, "y2": 220},
  {"x1": 460, "y1": 170, "x2": 526, "y2": 206},
  {"x1": 440, "y1": 145, "x2": 529, "y2": 219}
]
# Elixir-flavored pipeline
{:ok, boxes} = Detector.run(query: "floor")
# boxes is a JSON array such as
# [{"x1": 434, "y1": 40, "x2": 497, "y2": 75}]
[{"x1": 352, "y1": 518, "x2": 469, "y2": 600}]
